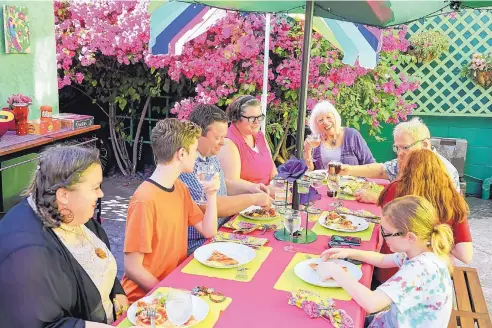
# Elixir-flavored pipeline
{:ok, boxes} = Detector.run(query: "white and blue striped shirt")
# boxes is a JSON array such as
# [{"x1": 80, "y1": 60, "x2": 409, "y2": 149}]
[{"x1": 179, "y1": 154, "x2": 229, "y2": 253}]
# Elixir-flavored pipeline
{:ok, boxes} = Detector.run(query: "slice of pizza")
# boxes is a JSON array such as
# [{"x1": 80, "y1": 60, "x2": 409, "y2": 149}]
[
  {"x1": 206, "y1": 250, "x2": 239, "y2": 266},
  {"x1": 309, "y1": 263, "x2": 348, "y2": 281},
  {"x1": 338, "y1": 219, "x2": 356, "y2": 230},
  {"x1": 325, "y1": 211, "x2": 344, "y2": 225}
]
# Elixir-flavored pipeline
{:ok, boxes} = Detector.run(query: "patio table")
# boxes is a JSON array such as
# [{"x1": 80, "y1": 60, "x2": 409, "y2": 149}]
[{"x1": 115, "y1": 180, "x2": 388, "y2": 328}]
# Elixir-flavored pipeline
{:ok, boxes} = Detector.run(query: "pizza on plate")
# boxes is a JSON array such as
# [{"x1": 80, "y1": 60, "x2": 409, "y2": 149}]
[
  {"x1": 206, "y1": 250, "x2": 239, "y2": 266},
  {"x1": 243, "y1": 207, "x2": 276, "y2": 218},
  {"x1": 309, "y1": 263, "x2": 348, "y2": 281},
  {"x1": 337, "y1": 207, "x2": 379, "y2": 220},
  {"x1": 324, "y1": 211, "x2": 356, "y2": 230},
  {"x1": 135, "y1": 298, "x2": 197, "y2": 328}
]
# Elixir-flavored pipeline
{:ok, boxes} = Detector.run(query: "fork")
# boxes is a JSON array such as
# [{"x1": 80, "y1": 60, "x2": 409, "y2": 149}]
[
  {"x1": 146, "y1": 307, "x2": 156, "y2": 328},
  {"x1": 235, "y1": 267, "x2": 249, "y2": 280}
]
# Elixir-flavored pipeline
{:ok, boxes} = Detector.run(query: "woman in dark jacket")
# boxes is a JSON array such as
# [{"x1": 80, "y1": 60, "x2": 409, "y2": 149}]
[{"x1": 0, "y1": 145, "x2": 127, "y2": 328}]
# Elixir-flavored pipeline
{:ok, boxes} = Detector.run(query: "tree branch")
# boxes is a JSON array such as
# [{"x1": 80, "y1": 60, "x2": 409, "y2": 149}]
[
  {"x1": 68, "y1": 84, "x2": 109, "y2": 117},
  {"x1": 108, "y1": 104, "x2": 129, "y2": 176},
  {"x1": 131, "y1": 96, "x2": 151, "y2": 175}
]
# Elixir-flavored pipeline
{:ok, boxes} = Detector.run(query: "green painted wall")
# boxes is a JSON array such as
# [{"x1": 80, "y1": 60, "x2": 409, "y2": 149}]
[
  {"x1": 1, "y1": 154, "x2": 37, "y2": 211},
  {"x1": 0, "y1": 1, "x2": 57, "y2": 212},
  {"x1": 361, "y1": 116, "x2": 492, "y2": 196},
  {"x1": 0, "y1": 1, "x2": 58, "y2": 119}
]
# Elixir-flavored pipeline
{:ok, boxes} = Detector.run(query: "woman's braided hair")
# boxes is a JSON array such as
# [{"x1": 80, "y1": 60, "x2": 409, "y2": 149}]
[{"x1": 24, "y1": 144, "x2": 101, "y2": 228}]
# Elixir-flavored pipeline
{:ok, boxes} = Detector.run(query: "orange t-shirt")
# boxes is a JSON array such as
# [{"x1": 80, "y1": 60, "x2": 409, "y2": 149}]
[{"x1": 121, "y1": 179, "x2": 203, "y2": 303}]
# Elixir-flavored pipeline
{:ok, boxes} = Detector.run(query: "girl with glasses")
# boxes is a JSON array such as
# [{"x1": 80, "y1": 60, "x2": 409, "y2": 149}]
[
  {"x1": 317, "y1": 195, "x2": 454, "y2": 328},
  {"x1": 217, "y1": 95, "x2": 277, "y2": 187}
]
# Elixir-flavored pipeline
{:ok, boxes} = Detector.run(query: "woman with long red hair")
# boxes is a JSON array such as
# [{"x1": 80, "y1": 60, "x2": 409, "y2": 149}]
[{"x1": 375, "y1": 149, "x2": 472, "y2": 284}]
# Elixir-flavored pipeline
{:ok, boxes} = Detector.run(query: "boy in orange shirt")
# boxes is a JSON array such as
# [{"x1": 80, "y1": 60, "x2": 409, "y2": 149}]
[{"x1": 122, "y1": 118, "x2": 219, "y2": 303}]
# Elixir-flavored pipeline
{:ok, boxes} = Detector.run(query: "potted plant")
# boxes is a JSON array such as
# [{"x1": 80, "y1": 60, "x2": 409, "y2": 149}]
[
  {"x1": 6, "y1": 93, "x2": 32, "y2": 136},
  {"x1": 408, "y1": 30, "x2": 449, "y2": 63},
  {"x1": 461, "y1": 53, "x2": 492, "y2": 88}
]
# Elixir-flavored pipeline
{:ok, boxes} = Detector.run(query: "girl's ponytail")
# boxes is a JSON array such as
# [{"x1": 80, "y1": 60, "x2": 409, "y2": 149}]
[{"x1": 430, "y1": 223, "x2": 454, "y2": 272}]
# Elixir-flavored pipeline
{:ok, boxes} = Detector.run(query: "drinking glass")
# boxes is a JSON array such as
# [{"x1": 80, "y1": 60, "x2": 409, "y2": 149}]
[
  {"x1": 327, "y1": 161, "x2": 343, "y2": 207},
  {"x1": 283, "y1": 210, "x2": 301, "y2": 252},
  {"x1": 307, "y1": 173, "x2": 323, "y2": 215},
  {"x1": 196, "y1": 162, "x2": 215, "y2": 205},
  {"x1": 307, "y1": 134, "x2": 321, "y2": 162},
  {"x1": 166, "y1": 289, "x2": 193, "y2": 326},
  {"x1": 271, "y1": 176, "x2": 287, "y2": 206}
]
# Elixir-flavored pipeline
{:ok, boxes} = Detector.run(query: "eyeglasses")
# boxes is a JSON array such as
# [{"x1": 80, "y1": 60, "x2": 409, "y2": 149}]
[
  {"x1": 381, "y1": 226, "x2": 404, "y2": 239},
  {"x1": 392, "y1": 138, "x2": 428, "y2": 153},
  {"x1": 241, "y1": 114, "x2": 265, "y2": 123}
]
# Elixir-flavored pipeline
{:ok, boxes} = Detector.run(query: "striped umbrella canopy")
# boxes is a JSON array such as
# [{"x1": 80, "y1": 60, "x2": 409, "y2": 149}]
[
  {"x1": 305, "y1": 15, "x2": 382, "y2": 68},
  {"x1": 149, "y1": 1, "x2": 227, "y2": 56},
  {"x1": 149, "y1": 1, "x2": 383, "y2": 68}
]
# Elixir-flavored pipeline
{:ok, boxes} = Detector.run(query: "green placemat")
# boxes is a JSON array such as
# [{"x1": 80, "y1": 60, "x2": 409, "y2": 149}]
[
  {"x1": 182, "y1": 246, "x2": 272, "y2": 282},
  {"x1": 274, "y1": 253, "x2": 362, "y2": 301}
]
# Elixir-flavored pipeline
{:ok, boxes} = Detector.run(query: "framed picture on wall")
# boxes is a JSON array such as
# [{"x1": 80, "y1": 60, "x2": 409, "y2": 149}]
[{"x1": 3, "y1": 5, "x2": 31, "y2": 54}]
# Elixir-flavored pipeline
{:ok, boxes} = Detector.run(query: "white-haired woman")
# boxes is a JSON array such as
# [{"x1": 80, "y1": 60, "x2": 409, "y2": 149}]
[{"x1": 304, "y1": 101, "x2": 375, "y2": 171}]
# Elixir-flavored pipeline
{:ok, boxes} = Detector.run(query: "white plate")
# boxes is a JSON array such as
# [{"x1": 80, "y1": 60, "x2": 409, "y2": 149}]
[
  {"x1": 294, "y1": 258, "x2": 362, "y2": 288},
  {"x1": 127, "y1": 293, "x2": 210, "y2": 327},
  {"x1": 239, "y1": 205, "x2": 279, "y2": 221},
  {"x1": 339, "y1": 175, "x2": 366, "y2": 184},
  {"x1": 318, "y1": 213, "x2": 369, "y2": 232},
  {"x1": 306, "y1": 169, "x2": 327, "y2": 178},
  {"x1": 193, "y1": 242, "x2": 256, "y2": 268}
]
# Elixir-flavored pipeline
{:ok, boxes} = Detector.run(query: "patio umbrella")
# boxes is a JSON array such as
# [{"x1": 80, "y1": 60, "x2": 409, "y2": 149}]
[
  {"x1": 149, "y1": 1, "x2": 383, "y2": 68},
  {"x1": 149, "y1": 0, "x2": 492, "y2": 209}
]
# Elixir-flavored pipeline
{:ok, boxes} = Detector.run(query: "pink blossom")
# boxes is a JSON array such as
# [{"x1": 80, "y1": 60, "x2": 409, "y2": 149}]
[{"x1": 75, "y1": 72, "x2": 84, "y2": 84}]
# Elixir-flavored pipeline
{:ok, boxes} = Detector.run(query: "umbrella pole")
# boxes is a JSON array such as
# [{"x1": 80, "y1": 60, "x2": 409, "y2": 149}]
[
  {"x1": 260, "y1": 13, "x2": 271, "y2": 133},
  {"x1": 292, "y1": 0, "x2": 314, "y2": 210}
]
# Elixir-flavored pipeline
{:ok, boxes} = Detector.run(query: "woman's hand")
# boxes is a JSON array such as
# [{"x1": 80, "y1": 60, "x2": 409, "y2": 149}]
[
  {"x1": 303, "y1": 139, "x2": 313, "y2": 153},
  {"x1": 354, "y1": 190, "x2": 379, "y2": 204},
  {"x1": 114, "y1": 294, "x2": 129, "y2": 319}
]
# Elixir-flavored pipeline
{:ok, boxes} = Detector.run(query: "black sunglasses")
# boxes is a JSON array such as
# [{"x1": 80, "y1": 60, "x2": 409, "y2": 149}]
[{"x1": 381, "y1": 226, "x2": 404, "y2": 239}]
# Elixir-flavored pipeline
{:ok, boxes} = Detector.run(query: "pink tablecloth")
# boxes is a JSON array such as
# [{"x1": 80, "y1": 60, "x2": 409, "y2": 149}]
[{"x1": 115, "y1": 184, "x2": 386, "y2": 328}]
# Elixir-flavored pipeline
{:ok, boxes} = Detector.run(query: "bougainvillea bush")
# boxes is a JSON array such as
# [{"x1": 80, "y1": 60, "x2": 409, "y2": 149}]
[{"x1": 55, "y1": 0, "x2": 419, "y2": 164}]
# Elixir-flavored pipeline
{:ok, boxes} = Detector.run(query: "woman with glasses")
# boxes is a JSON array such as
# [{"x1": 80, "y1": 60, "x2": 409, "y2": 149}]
[
  {"x1": 373, "y1": 149, "x2": 472, "y2": 285},
  {"x1": 217, "y1": 95, "x2": 277, "y2": 186},
  {"x1": 304, "y1": 101, "x2": 375, "y2": 171},
  {"x1": 318, "y1": 196, "x2": 454, "y2": 328}
]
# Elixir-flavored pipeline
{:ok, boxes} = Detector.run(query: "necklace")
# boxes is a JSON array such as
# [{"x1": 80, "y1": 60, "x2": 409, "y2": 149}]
[
  {"x1": 323, "y1": 136, "x2": 338, "y2": 148},
  {"x1": 58, "y1": 225, "x2": 107, "y2": 259}
]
